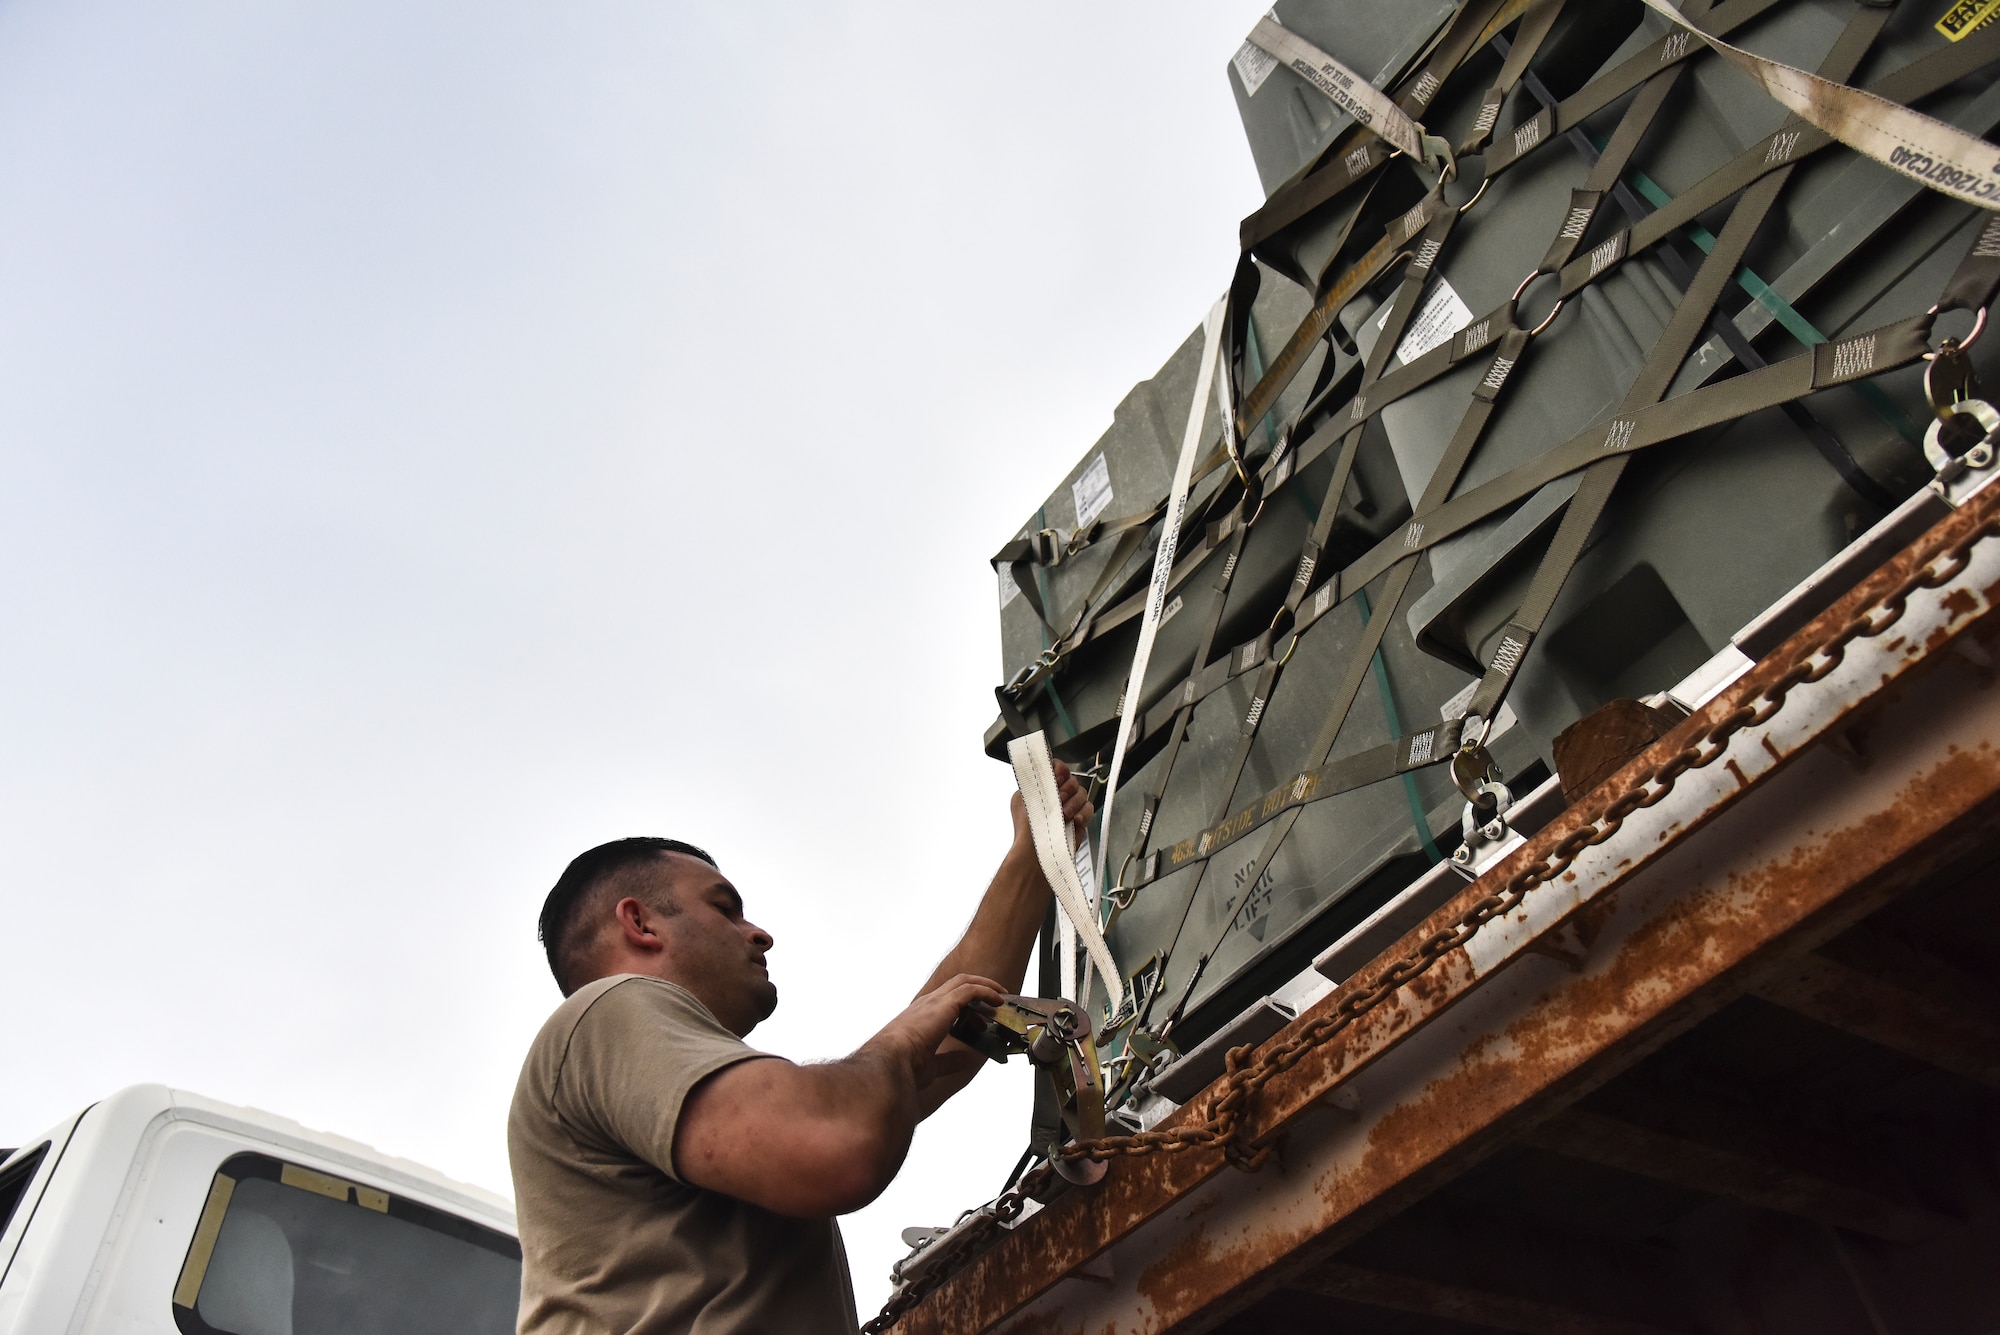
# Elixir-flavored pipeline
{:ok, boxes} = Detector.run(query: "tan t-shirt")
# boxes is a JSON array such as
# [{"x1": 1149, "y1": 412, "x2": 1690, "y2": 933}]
[{"x1": 508, "y1": 974, "x2": 860, "y2": 1335}]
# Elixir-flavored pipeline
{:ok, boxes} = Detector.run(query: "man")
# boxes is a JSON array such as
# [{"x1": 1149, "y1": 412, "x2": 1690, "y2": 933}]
[{"x1": 508, "y1": 763, "x2": 1092, "y2": 1334}]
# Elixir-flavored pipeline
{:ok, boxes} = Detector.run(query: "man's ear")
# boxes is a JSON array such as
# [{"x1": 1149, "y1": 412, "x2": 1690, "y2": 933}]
[{"x1": 613, "y1": 895, "x2": 669, "y2": 956}]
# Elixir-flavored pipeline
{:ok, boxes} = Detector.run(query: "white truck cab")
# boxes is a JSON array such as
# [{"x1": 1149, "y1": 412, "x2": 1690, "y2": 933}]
[{"x1": 0, "y1": 1085, "x2": 519, "y2": 1334}]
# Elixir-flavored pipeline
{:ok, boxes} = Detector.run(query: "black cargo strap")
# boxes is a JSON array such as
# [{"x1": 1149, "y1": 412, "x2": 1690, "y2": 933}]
[
  {"x1": 1241, "y1": 0, "x2": 1514, "y2": 252},
  {"x1": 1016, "y1": 13, "x2": 2000, "y2": 719},
  {"x1": 1503, "y1": 30, "x2": 1900, "y2": 514},
  {"x1": 1112, "y1": 199, "x2": 1473, "y2": 956},
  {"x1": 1228, "y1": 197, "x2": 1472, "y2": 767},
  {"x1": 1002, "y1": 5, "x2": 1998, "y2": 761},
  {"x1": 1121, "y1": 338, "x2": 1534, "y2": 897},
  {"x1": 1938, "y1": 210, "x2": 2000, "y2": 316},
  {"x1": 1232, "y1": 178, "x2": 1423, "y2": 442},
  {"x1": 1482, "y1": 0, "x2": 1777, "y2": 177},
  {"x1": 1270, "y1": 19, "x2": 1997, "y2": 467},
  {"x1": 1248, "y1": 3, "x2": 2000, "y2": 459},
  {"x1": 1147, "y1": 206, "x2": 1542, "y2": 941},
  {"x1": 1025, "y1": 1, "x2": 1752, "y2": 676},
  {"x1": 1110, "y1": 518, "x2": 1254, "y2": 894},
  {"x1": 1237, "y1": 1, "x2": 1654, "y2": 433},
  {"x1": 1120, "y1": 287, "x2": 1935, "y2": 890},
  {"x1": 1114, "y1": 4, "x2": 1894, "y2": 896},
  {"x1": 1118, "y1": 3, "x2": 1922, "y2": 894},
  {"x1": 1112, "y1": 195, "x2": 1464, "y2": 891},
  {"x1": 1342, "y1": 313, "x2": 1934, "y2": 603},
  {"x1": 1093, "y1": 42, "x2": 1680, "y2": 837},
  {"x1": 1144, "y1": 310, "x2": 1539, "y2": 898},
  {"x1": 1240, "y1": 0, "x2": 1766, "y2": 258},
  {"x1": 993, "y1": 501, "x2": 1164, "y2": 637},
  {"x1": 1005, "y1": 477, "x2": 1273, "y2": 705},
  {"x1": 1129, "y1": 718, "x2": 1466, "y2": 894},
  {"x1": 1457, "y1": 0, "x2": 1567, "y2": 157},
  {"x1": 1455, "y1": 0, "x2": 1899, "y2": 731}
]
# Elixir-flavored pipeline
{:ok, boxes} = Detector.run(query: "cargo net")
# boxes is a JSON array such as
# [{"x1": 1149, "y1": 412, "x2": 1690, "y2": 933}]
[{"x1": 876, "y1": 1, "x2": 2000, "y2": 1326}]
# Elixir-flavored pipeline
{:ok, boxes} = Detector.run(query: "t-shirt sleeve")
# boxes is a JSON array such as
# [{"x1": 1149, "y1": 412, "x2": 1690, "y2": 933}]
[{"x1": 550, "y1": 977, "x2": 773, "y2": 1183}]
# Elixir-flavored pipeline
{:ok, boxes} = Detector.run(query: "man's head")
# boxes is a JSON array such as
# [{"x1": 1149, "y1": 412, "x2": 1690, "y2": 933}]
[{"x1": 537, "y1": 837, "x2": 778, "y2": 1035}]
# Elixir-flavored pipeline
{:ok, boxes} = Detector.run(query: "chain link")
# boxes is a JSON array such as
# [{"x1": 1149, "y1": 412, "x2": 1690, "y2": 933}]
[{"x1": 865, "y1": 508, "x2": 1999, "y2": 1335}]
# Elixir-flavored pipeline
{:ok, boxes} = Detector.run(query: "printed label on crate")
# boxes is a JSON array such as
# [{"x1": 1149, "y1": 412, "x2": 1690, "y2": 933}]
[
  {"x1": 1158, "y1": 593, "x2": 1184, "y2": 627},
  {"x1": 1073, "y1": 453, "x2": 1114, "y2": 527},
  {"x1": 1376, "y1": 276, "x2": 1475, "y2": 365},
  {"x1": 1233, "y1": 13, "x2": 1281, "y2": 96},
  {"x1": 1233, "y1": 39, "x2": 1279, "y2": 96},
  {"x1": 1938, "y1": 0, "x2": 2000, "y2": 41},
  {"x1": 999, "y1": 566, "x2": 1019, "y2": 609}
]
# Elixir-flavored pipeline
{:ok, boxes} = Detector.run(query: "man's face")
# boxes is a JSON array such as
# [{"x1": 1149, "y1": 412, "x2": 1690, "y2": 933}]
[{"x1": 650, "y1": 854, "x2": 778, "y2": 1037}]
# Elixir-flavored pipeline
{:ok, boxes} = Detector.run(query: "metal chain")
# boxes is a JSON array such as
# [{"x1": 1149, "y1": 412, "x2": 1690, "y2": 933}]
[
  {"x1": 866, "y1": 503, "x2": 1999, "y2": 1334},
  {"x1": 861, "y1": 1164, "x2": 1054, "y2": 1333}
]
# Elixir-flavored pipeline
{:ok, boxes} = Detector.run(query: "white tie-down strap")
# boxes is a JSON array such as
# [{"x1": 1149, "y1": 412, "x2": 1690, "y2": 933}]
[
  {"x1": 1639, "y1": 0, "x2": 2000, "y2": 210},
  {"x1": 1088, "y1": 296, "x2": 1228, "y2": 969},
  {"x1": 1010, "y1": 731, "x2": 1125, "y2": 1018},
  {"x1": 1245, "y1": 16, "x2": 1427, "y2": 163}
]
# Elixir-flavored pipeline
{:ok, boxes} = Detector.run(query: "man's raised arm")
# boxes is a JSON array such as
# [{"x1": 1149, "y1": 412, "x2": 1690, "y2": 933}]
[
  {"x1": 907, "y1": 760, "x2": 1093, "y2": 1115},
  {"x1": 673, "y1": 972, "x2": 1005, "y2": 1217}
]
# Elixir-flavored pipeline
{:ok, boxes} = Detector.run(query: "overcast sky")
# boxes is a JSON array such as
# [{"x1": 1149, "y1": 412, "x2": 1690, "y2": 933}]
[{"x1": 0, "y1": 0, "x2": 1267, "y2": 1311}]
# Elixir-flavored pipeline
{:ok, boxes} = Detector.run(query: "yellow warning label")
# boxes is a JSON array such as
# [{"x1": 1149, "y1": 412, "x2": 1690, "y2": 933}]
[{"x1": 1939, "y1": 0, "x2": 2000, "y2": 41}]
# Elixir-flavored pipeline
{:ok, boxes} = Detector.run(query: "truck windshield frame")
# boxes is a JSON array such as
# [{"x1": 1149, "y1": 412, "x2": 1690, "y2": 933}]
[
  {"x1": 171, "y1": 1150, "x2": 520, "y2": 1335},
  {"x1": 0, "y1": 1142, "x2": 52, "y2": 1243}
]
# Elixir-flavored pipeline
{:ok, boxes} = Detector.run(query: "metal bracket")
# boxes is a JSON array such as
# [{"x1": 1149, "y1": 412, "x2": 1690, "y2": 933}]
[
  {"x1": 1926, "y1": 398, "x2": 2000, "y2": 509},
  {"x1": 951, "y1": 995, "x2": 1108, "y2": 1184},
  {"x1": 1449, "y1": 777, "x2": 1520, "y2": 881}
]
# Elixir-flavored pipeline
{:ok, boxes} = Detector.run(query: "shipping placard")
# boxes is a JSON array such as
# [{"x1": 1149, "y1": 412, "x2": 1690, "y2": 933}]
[{"x1": 1938, "y1": 0, "x2": 2000, "y2": 42}]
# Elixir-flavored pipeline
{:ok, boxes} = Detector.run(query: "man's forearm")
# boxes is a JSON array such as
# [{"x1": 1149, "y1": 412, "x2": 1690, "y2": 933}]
[
  {"x1": 920, "y1": 843, "x2": 1048, "y2": 997},
  {"x1": 677, "y1": 974, "x2": 1001, "y2": 1215},
  {"x1": 677, "y1": 1034, "x2": 924, "y2": 1215}
]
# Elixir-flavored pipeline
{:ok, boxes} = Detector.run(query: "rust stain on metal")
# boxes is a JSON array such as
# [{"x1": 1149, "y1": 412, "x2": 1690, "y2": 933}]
[
  {"x1": 1136, "y1": 1224, "x2": 1222, "y2": 1321},
  {"x1": 1725, "y1": 757, "x2": 1750, "y2": 787},
  {"x1": 1153, "y1": 739, "x2": 2000, "y2": 1331},
  {"x1": 991, "y1": 1304, "x2": 1124, "y2": 1335},
  {"x1": 1135, "y1": 1211, "x2": 1324, "y2": 1335}
]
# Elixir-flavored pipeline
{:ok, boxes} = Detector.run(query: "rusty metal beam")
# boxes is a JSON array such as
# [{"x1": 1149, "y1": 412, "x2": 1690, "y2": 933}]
[
  {"x1": 1294, "y1": 1263, "x2": 1692, "y2": 1335},
  {"x1": 1518, "y1": 1109, "x2": 1948, "y2": 1241},
  {"x1": 901, "y1": 482, "x2": 2000, "y2": 1335},
  {"x1": 1748, "y1": 948, "x2": 2000, "y2": 1088}
]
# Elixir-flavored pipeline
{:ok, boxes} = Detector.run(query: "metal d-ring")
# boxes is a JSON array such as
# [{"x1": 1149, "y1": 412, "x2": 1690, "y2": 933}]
[
  {"x1": 1266, "y1": 603, "x2": 1299, "y2": 667},
  {"x1": 1458, "y1": 176, "x2": 1491, "y2": 215},
  {"x1": 1511, "y1": 268, "x2": 1564, "y2": 337},
  {"x1": 1923, "y1": 304, "x2": 1988, "y2": 360}
]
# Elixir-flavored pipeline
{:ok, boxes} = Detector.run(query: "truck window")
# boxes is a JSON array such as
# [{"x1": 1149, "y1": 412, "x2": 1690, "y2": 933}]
[
  {"x1": 171, "y1": 1152, "x2": 519, "y2": 1335},
  {"x1": 0, "y1": 1143, "x2": 51, "y2": 1239}
]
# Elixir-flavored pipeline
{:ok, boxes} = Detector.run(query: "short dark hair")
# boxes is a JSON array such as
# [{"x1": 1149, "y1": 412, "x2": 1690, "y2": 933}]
[{"x1": 538, "y1": 837, "x2": 717, "y2": 996}]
